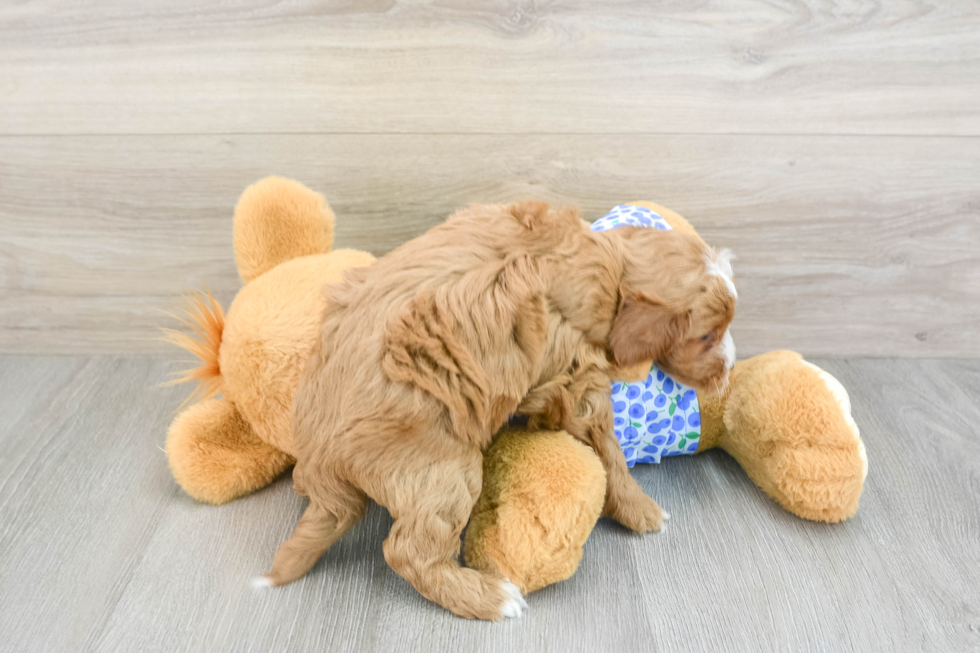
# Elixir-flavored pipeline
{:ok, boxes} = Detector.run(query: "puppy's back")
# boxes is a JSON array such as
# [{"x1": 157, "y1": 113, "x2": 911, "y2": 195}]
[{"x1": 298, "y1": 201, "x2": 584, "y2": 445}]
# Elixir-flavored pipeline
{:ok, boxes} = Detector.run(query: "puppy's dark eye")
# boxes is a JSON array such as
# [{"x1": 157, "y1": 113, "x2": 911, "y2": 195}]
[{"x1": 699, "y1": 333, "x2": 712, "y2": 342}]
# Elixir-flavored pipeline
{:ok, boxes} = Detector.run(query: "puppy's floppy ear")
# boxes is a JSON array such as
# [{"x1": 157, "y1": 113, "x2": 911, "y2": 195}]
[{"x1": 609, "y1": 291, "x2": 691, "y2": 367}]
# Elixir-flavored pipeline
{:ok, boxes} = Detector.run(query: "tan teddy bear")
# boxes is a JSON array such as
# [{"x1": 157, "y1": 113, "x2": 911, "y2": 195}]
[
  {"x1": 164, "y1": 180, "x2": 866, "y2": 600},
  {"x1": 163, "y1": 177, "x2": 374, "y2": 504}
]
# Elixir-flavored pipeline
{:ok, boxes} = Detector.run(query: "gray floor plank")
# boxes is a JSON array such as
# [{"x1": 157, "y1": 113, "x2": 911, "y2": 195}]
[
  {"x1": 0, "y1": 356, "x2": 978, "y2": 652},
  {"x1": 0, "y1": 357, "x2": 178, "y2": 653}
]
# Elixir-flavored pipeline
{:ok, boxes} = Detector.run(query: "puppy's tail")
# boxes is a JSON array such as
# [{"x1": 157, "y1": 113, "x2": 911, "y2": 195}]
[{"x1": 160, "y1": 289, "x2": 225, "y2": 409}]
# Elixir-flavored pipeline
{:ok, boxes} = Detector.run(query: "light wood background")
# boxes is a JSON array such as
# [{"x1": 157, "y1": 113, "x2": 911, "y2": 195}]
[
  {"x1": 1, "y1": 355, "x2": 977, "y2": 652},
  {"x1": 1, "y1": 0, "x2": 978, "y2": 356},
  {"x1": 2, "y1": 5, "x2": 979, "y2": 651}
]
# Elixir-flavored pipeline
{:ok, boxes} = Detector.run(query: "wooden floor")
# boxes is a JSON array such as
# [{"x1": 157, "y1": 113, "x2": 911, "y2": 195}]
[{"x1": 1, "y1": 355, "x2": 977, "y2": 653}]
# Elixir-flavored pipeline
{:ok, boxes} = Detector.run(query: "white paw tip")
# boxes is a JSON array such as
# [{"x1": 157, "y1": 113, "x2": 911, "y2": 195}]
[
  {"x1": 663, "y1": 511, "x2": 671, "y2": 520},
  {"x1": 250, "y1": 576, "x2": 274, "y2": 590},
  {"x1": 500, "y1": 579, "x2": 528, "y2": 619}
]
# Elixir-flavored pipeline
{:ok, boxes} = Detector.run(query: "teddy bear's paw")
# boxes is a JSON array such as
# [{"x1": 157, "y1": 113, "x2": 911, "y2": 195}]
[
  {"x1": 801, "y1": 360, "x2": 868, "y2": 482},
  {"x1": 609, "y1": 492, "x2": 665, "y2": 533},
  {"x1": 499, "y1": 580, "x2": 528, "y2": 619}
]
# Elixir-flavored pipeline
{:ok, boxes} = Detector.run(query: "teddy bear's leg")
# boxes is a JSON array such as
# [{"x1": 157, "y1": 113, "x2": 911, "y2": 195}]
[
  {"x1": 465, "y1": 429, "x2": 606, "y2": 594},
  {"x1": 166, "y1": 397, "x2": 294, "y2": 505},
  {"x1": 800, "y1": 360, "x2": 868, "y2": 482},
  {"x1": 720, "y1": 352, "x2": 867, "y2": 522}
]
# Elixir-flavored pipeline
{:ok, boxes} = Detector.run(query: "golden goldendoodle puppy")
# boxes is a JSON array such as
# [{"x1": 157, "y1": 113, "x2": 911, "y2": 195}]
[{"x1": 256, "y1": 201, "x2": 736, "y2": 620}]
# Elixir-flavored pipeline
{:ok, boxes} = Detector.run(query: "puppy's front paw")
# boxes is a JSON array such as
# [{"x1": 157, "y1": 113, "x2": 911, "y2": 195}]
[
  {"x1": 609, "y1": 492, "x2": 665, "y2": 533},
  {"x1": 498, "y1": 579, "x2": 528, "y2": 619}
]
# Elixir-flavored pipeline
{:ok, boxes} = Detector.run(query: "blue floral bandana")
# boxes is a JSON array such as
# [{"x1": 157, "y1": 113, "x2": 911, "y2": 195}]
[{"x1": 592, "y1": 205, "x2": 702, "y2": 466}]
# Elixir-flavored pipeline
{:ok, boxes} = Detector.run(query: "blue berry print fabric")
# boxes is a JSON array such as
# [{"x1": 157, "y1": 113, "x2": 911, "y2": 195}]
[
  {"x1": 592, "y1": 205, "x2": 702, "y2": 466},
  {"x1": 590, "y1": 204, "x2": 672, "y2": 233},
  {"x1": 610, "y1": 368, "x2": 701, "y2": 466}
]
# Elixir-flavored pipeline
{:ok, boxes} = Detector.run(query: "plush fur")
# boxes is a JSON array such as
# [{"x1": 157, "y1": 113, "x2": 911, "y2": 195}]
[
  {"x1": 166, "y1": 397, "x2": 294, "y2": 504},
  {"x1": 462, "y1": 203, "x2": 867, "y2": 594},
  {"x1": 611, "y1": 348, "x2": 866, "y2": 522},
  {"x1": 464, "y1": 429, "x2": 606, "y2": 594},
  {"x1": 602, "y1": 203, "x2": 865, "y2": 522},
  {"x1": 164, "y1": 182, "x2": 863, "y2": 615},
  {"x1": 233, "y1": 176, "x2": 337, "y2": 283},
  {"x1": 164, "y1": 177, "x2": 375, "y2": 504},
  {"x1": 266, "y1": 200, "x2": 735, "y2": 620},
  {"x1": 712, "y1": 351, "x2": 867, "y2": 521}
]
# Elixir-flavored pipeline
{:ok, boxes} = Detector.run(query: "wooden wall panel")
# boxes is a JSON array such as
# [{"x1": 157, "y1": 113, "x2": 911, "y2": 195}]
[
  {"x1": 1, "y1": 1, "x2": 979, "y2": 136},
  {"x1": 1, "y1": 1, "x2": 978, "y2": 355},
  {"x1": 1, "y1": 134, "x2": 977, "y2": 356}
]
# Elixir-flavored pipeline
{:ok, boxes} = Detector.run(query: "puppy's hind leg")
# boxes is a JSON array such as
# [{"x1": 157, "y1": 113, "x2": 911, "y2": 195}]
[
  {"x1": 380, "y1": 458, "x2": 528, "y2": 621},
  {"x1": 255, "y1": 476, "x2": 367, "y2": 588}
]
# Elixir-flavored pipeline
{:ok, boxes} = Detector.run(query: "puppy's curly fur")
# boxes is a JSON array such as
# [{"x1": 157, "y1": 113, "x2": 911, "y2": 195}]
[{"x1": 262, "y1": 201, "x2": 736, "y2": 620}]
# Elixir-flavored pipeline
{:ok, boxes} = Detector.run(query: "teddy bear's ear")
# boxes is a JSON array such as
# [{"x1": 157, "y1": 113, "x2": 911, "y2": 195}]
[
  {"x1": 609, "y1": 291, "x2": 690, "y2": 367},
  {"x1": 233, "y1": 176, "x2": 335, "y2": 283}
]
